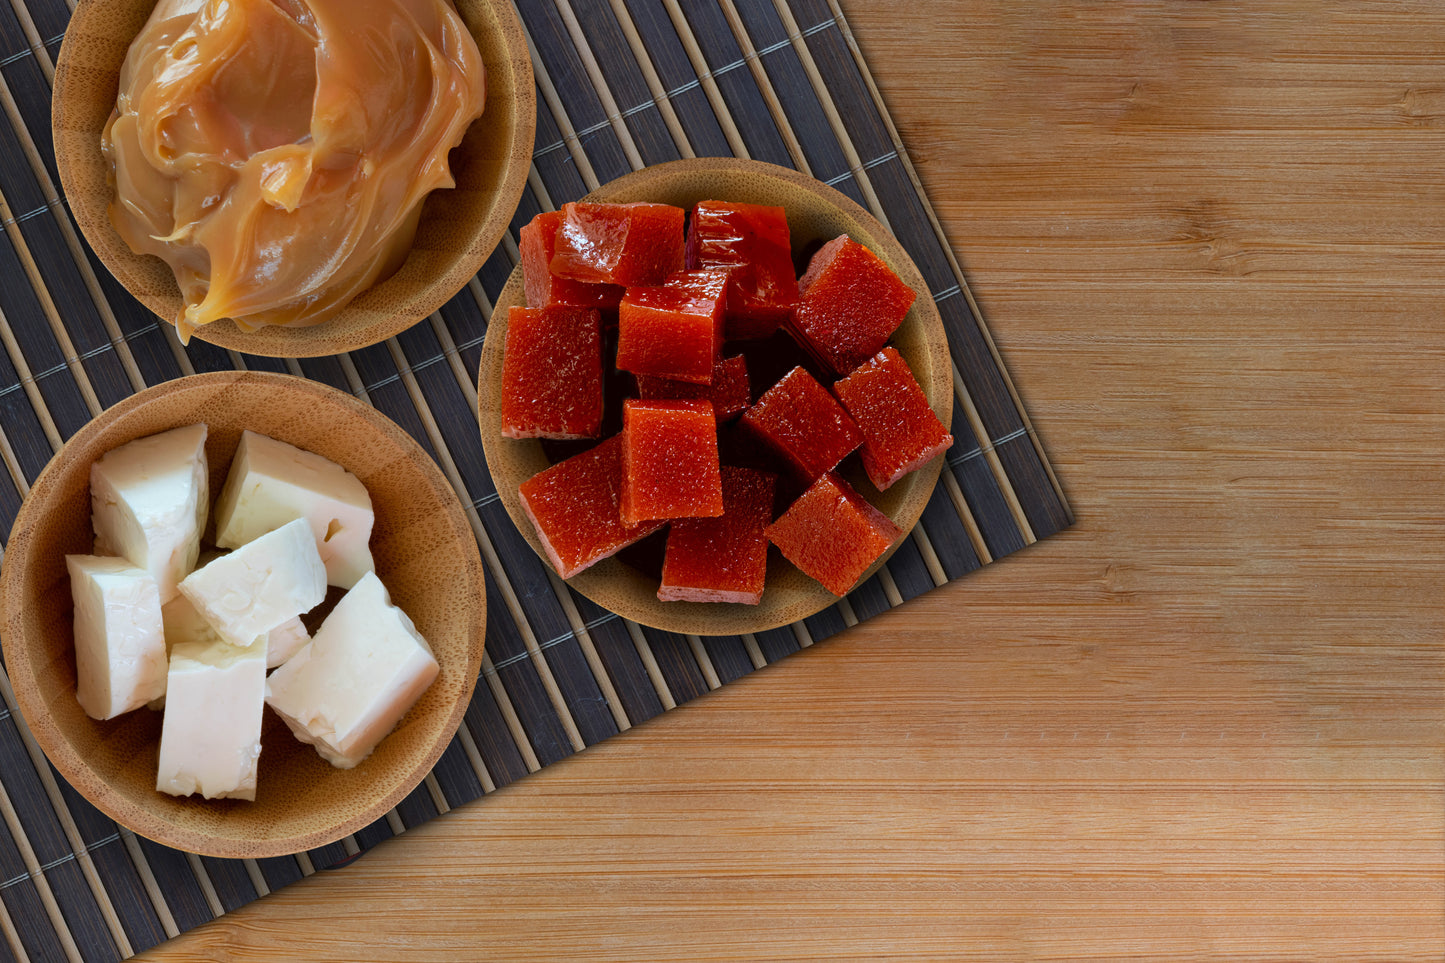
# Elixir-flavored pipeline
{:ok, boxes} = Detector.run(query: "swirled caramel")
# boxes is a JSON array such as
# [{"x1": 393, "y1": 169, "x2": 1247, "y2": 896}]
[{"x1": 102, "y1": 0, "x2": 485, "y2": 341}]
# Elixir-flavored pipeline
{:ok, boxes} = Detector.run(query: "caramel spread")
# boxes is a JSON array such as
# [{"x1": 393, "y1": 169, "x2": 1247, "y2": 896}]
[{"x1": 103, "y1": 0, "x2": 485, "y2": 340}]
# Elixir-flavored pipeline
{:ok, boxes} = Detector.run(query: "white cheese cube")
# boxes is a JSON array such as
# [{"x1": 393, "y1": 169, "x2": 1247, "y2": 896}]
[
  {"x1": 213, "y1": 431, "x2": 375, "y2": 589},
  {"x1": 156, "y1": 638, "x2": 265, "y2": 800},
  {"x1": 265, "y1": 572, "x2": 439, "y2": 769},
  {"x1": 161, "y1": 591, "x2": 223, "y2": 650},
  {"x1": 178, "y1": 518, "x2": 326, "y2": 647},
  {"x1": 265, "y1": 617, "x2": 311, "y2": 670},
  {"x1": 90, "y1": 424, "x2": 208, "y2": 603},
  {"x1": 150, "y1": 592, "x2": 218, "y2": 710},
  {"x1": 66, "y1": 555, "x2": 167, "y2": 720},
  {"x1": 162, "y1": 592, "x2": 305, "y2": 670}
]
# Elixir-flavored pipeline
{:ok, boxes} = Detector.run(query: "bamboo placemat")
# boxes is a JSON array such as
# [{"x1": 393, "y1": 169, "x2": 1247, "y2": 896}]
[{"x1": 0, "y1": 0, "x2": 1071, "y2": 959}]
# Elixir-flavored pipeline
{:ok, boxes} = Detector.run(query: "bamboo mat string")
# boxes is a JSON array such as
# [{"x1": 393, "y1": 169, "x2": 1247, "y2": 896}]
[
  {"x1": 716, "y1": 0, "x2": 811, "y2": 173},
  {"x1": 550, "y1": 0, "x2": 647, "y2": 170},
  {"x1": 0, "y1": 778, "x2": 82, "y2": 962},
  {"x1": 658, "y1": 1, "x2": 751, "y2": 157},
  {"x1": 603, "y1": 0, "x2": 695, "y2": 157}
]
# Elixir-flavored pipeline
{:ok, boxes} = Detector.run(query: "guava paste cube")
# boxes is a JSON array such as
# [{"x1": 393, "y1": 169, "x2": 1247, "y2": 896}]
[
  {"x1": 520, "y1": 210, "x2": 624, "y2": 311},
  {"x1": 518, "y1": 436, "x2": 666, "y2": 578},
  {"x1": 501, "y1": 305, "x2": 603, "y2": 440},
  {"x1": 789, "y1": 235, "x2": 917, "y2": 374},
  {"x1": 660, "y1": 467, "x2": 776, "y2": 605},
  {"x1": 764, "y1": 472, "x2": 902, "y2": 596},
  {"x1": 550, "y1": 201, "x2": 685, "y2": 287},
  {"x1": 685, "y1": 200, "x2": 798, "y2": 339},
  {"x1": 833, "y1": 347, "x2": 954, "y2": 490},
  {"x1": 620, "y1": 399, "x2": 723, "y2": 525},
  {"x1": 740, "y1": 366, "x2": 862, "y2": 481},
  {"x1": 635, "y1": 354, "x2": 750, "y2": 422},
  {"x1": 616, "y1": 269, "x2": 729, "y2": 384}
]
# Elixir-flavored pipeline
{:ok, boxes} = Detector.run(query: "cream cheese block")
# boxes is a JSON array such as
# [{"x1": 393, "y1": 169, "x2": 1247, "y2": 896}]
[
  {"x1": 265, "y1": 572, "x2": 439, "y2": 769},
  {"x1": 156, "y1": 638, "x2": 265, "y2": 800},
  {"x1": 178, "y1": 518, "x2": 326, "y2": 647},
  {"x1": 90, "y1": 423, "x2": 208, "y2": 602},
  {"x1": 66, "y1": 555, "x2": 167, "y2": 720},
  {"x1": 213, "y1": 430, "x2": 375, "y2": 589}
]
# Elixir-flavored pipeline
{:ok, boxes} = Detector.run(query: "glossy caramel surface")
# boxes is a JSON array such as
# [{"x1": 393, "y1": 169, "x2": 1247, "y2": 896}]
[{"x1": 103, "y1": 0, "x2": 485, "y2": 339}]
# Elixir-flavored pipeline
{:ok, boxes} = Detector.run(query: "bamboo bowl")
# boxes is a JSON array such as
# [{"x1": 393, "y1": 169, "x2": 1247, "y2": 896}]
[
  {"x1": 51, "y1": 0, "x2": 535, "y2": 358},
  {"x1": 478, "y1": 157, "x2": 953, "y2": 637},
  {"x1": 0, "y1": 372, "x2": 486, "y2": 858}
]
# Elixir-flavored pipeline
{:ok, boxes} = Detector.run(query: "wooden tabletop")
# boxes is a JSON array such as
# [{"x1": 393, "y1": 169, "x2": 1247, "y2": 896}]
[{"x1": 136, "y1": 1, "x2": 1444, "y2": 959}]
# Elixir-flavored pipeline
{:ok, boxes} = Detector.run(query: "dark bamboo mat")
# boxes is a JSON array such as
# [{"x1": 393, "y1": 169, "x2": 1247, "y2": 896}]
[{"x1": 0, "y1": 0, "x2": 1071, "y2": 958}]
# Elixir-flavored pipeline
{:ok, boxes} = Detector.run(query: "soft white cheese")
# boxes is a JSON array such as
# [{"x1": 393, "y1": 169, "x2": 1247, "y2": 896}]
[
  {"x1": 156, "y1": 638, "x2": 265, "y2": 800},
  {"x1": 264, "y1": 617, "x2": 311, "y2": 669},
  {"x1": 161, "y1": 591, "x2": 223, "y2": 649},
  {"x1": 213, "y1": 430, "x2": 375, "y2": 589},
  {"x1": 66, "y1": 555, "x2": 167, "y2": 720},
  {"x1": 265, "y1": 572, "x2": 439, "y2": 769},
  {"x1": 90, "y1": 423, "x2": 208, "y2": 603},
  {"x1": 162, "y1": 591, "x2": 306, "y2": 670},
  {"x1": 178, "y1": 517, "x2": 326, "y2": 647}
]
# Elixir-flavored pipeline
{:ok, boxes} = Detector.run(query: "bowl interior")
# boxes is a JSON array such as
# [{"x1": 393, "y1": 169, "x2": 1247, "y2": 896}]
[
  {"x1": 477, "y1": 158, "x2": 953, "y2": 637},
  {"x1": 51, "y1": 0, "x2": 535, "y2": 357},
  {"x1": 0, "y1": 372, "x2": 485, "y2": 858}
]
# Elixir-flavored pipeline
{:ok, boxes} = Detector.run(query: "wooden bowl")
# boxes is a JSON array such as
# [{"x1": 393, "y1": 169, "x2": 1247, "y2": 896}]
[
  {"x1": 0, "y1": 372, "x2": 486, "y2": 858},
  {"x1": 477, "y1": 157, "x2": 952, "y2": 637},
  {"x1": 51, "y1": 0, "x2": 535, "y2": 358}
]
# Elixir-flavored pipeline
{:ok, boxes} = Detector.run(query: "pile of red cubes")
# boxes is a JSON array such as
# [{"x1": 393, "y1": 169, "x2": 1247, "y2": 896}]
[{"x1": 501, "y1": 199, "x2": 953, "y2": 604}]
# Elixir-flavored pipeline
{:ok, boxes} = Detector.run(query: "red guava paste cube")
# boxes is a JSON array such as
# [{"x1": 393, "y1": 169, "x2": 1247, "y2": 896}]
[
  {"x1": 518, "y1": 436, "x2": 666, "y2": 578},
  {"x1": 550, "y1": 202, "x2": 685, "y2": 287},
  {"x1": 740, "y1": 366, "x2": 862, "y2": 481},
  {"x1": 685, "y1": 200, "x2": 799, "y2": 340},
  {"x1": 635, "y1": 354, "x2": 750, "y2": 422},
  {"x1": 764, "y1": 472, "x2": 902, "y2": 596},
  {"x1": 789, "y1": 235, "x2": 917, "y2": 374},
  {"x1": 616, "y1": 269, "x2": 728, "y2": 385},
  {"x1": 833, "y1": 347, "x2": 954, "y2": 490},
  {"x1": 520, "y1": 210, "x2": 625, "y2": 312},
  {"x1": 620, "y1": 399, "x2": 723, "y2": 524},
  {"x1": 659, "y1": 466, "x2": 776, "y2": 605},
  {"x1": 501, "y1": 305, "x2": 603, "y2": 440}
]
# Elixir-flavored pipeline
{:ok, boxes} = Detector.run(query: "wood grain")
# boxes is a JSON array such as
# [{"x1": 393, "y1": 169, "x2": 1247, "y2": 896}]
[{"x1": 134, "y1": 0, "x2": 1445, "y2": 958}]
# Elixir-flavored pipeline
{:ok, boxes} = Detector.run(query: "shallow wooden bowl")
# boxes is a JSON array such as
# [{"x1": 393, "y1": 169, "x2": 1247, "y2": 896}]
[
  {"x1": 478, "y1": 157, "x2": 952, "y2": 637},
  {"x1": 52, "y1": 0, "x2": 534, "y2": 358},
  {"x1": 0, "y1": 372, "x2": 485, "y2": 858}
]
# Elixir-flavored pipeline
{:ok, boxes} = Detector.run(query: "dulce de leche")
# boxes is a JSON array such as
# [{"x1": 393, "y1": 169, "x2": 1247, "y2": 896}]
[{"x1": 102, "y1": 0, "x2": 486, "y2": 340}]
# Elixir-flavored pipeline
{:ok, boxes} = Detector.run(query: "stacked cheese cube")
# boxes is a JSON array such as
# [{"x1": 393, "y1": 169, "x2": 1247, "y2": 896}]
[{"x1": 68, "y1": 426, "x2": 439, "y2": 802}]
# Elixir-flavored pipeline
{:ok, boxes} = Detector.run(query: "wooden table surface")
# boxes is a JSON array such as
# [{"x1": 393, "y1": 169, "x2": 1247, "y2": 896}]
[{"x1": 137, "y1": 2, "x2": 1445, "y2": 959}]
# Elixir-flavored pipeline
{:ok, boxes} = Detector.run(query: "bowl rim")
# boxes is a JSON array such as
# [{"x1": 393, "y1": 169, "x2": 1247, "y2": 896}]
[
  {"x1": 51, "y1": 0, "x2": 536, "y2": 358},
  {"x1": 476, "y1": 156, "x2": 952, "y2": 637},
  {"x1": 0, "y1": 370, "x2": 487, "y2": 857}
]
